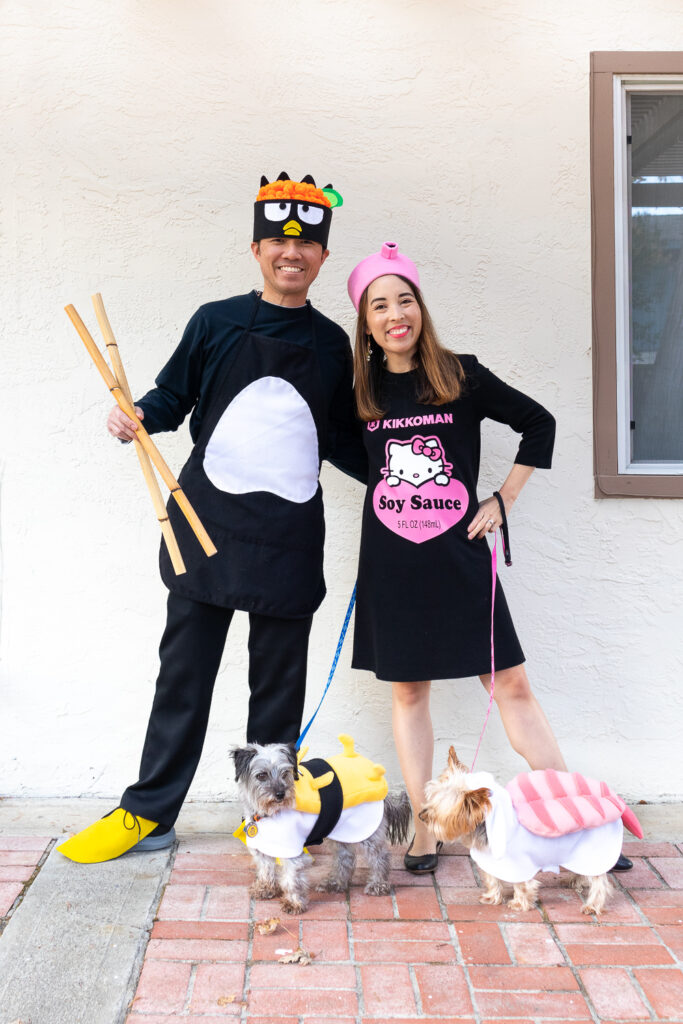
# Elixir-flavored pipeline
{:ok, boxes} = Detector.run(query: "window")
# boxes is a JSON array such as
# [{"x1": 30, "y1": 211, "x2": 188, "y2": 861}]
[{"x1": 591, "y1": 52, "x2": 683, "y2": 497}]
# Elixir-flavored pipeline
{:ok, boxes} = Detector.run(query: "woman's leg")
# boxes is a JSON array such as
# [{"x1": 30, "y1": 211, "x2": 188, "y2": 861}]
[
  {"x1": 479, "y1": 664, "x2": 567, "y2": 771},
  {"x1": 392, "y1": 680, "x2": 435, "y2": 855}
]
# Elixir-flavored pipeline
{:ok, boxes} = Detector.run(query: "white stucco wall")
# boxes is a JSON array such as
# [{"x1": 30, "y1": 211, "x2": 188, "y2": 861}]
[{"x1": 2, "y1": 0, "x2": 682, "y2": 805}]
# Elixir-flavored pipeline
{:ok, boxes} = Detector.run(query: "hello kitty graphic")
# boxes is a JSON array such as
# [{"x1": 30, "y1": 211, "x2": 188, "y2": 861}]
[
  {"x1": 373, "y1": 434, "x2": 468, "y2": 544},
  {"x1": 382, "y1": 436, "x2": 452, "y2": 487}
]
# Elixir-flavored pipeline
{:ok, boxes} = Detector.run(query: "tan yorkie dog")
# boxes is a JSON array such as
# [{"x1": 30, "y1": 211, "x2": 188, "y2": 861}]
[{"x1": 419, "y1": 747, "x2": 640, "y2": 915}]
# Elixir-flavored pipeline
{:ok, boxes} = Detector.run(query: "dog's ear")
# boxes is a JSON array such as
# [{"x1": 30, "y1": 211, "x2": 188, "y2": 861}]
[
  {"x1": 285, "y1": 742, "x2": 299, "y2": 779},
  {"x1": 231, "y1": 745, "x2": 257, "y2": 782},
  {"x1": 448, "y1": 746, "x2": 467, "y2": 772},
  {"x1": 458, "y1": 786, "x2": 492, "y2": 833}
]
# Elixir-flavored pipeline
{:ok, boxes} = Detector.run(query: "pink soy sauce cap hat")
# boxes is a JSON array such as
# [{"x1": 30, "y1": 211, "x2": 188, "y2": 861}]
[{"x1": 347, "y1": 241, "x2": 420, "y2": 311}]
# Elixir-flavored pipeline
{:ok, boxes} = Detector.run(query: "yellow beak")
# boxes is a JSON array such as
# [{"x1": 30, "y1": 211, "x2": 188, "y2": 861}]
[{"x1": 283, "y1": 220, "x2": 302, "y2": 236}]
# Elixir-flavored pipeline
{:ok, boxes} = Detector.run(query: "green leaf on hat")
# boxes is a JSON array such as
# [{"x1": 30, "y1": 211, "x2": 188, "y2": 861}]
[{"x1": 322, "y1": 188, "x2": 343, "y2": 208}]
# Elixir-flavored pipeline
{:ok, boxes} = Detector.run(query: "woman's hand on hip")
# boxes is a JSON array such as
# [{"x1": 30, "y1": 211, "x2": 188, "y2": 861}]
[
  {"x1": 467, "y1": 497, "x2": 503, "y2": 540},
  {"x1": 467, "y1": 465, "x2": 533, "y2": 539}
]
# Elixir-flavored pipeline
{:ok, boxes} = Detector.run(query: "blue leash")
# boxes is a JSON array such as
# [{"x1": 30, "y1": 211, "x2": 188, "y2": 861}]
[{"x1": 295, "y1": 583, "x2": 357, "y2": 750}]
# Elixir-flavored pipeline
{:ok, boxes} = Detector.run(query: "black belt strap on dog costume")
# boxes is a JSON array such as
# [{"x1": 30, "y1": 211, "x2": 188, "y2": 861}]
[
  {"x1": 300, "y1": 758, "x2": 343, "y2": 846},
  {"x1": 492, "y1": 491, "x2": 512, "y2": 567}
]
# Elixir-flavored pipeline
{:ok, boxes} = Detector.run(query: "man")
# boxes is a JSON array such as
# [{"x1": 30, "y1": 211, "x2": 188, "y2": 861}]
[{"x1": 59, "y1": 173, "x2": 366, "y2": 863}]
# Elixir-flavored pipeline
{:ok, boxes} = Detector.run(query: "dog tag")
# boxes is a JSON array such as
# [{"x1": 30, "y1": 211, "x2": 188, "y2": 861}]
[{"x1": 246, "y1": 821, "x2": 259, "y2": 838}]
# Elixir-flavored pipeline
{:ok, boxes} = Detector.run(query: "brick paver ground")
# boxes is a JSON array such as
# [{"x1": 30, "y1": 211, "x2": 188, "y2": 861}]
[{"x1": 124, "y1": 835, "x2": 683, "y2": 1023}]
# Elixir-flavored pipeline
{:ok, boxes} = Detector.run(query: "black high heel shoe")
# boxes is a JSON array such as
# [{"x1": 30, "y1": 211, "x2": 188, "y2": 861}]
[
  {"x1": 611, "y1": 853, "x2": 633, "y2": 872},
  {"x1": 403, "y1": 835, "x2": 443, "y2": 874}
]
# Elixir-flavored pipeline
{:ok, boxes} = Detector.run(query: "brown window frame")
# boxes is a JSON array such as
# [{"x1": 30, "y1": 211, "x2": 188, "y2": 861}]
[{"x1": 590, "y1": 51, "x2": 683, "y2": 497}]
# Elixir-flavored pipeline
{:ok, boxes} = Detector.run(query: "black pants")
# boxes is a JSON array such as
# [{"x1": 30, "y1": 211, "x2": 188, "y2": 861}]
[{"x1": 121, "y1": 592, "x2": 312, "y2": 826}]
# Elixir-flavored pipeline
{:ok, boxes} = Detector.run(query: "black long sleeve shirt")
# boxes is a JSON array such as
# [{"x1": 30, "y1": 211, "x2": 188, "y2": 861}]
[{"x1": 136, "y1": 291, "x2": 367, "y2": 482}]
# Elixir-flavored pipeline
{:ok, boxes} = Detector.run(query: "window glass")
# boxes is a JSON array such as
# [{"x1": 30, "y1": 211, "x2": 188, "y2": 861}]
[{"x1": 629, "y1": 93, "x2": 683, "y2": 463}]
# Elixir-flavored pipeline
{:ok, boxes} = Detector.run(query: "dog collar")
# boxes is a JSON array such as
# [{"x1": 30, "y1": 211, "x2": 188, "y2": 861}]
[{"x1": 233, "y1": 813, "x2": 267, "y2": 845}]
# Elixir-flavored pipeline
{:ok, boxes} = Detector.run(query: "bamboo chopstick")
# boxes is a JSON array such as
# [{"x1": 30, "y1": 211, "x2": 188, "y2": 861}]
[
  {"x1": 91, "y1": 293, "x2": 186, "y2": 575},
  {"x1": 65, "y1": 302, "x2": 217, "y2": 559}
]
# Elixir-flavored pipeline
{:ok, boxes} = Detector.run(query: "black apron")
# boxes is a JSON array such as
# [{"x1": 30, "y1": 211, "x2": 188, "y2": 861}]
[{"x1": 160, "y1": 293, "x2": 327, "y2": 618}]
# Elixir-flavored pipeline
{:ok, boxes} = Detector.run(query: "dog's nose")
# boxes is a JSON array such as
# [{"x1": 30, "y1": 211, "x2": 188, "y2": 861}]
[{"x1": 275, "y1": 790, "x2": 286, "y2": 801}]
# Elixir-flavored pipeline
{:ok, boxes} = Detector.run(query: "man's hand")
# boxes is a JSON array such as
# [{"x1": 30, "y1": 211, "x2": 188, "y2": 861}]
[{"x1": 108, "y1": 404, "x2": 144, "y2": 441}]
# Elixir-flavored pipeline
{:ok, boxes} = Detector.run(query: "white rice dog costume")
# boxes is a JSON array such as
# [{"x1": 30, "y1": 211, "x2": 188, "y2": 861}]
[
  {"x1": 236, "y1": 736, "x2": 388, "y2": 859},
  {"x1": 468, "y1": 769, "x2": 643, "y2": 883}
]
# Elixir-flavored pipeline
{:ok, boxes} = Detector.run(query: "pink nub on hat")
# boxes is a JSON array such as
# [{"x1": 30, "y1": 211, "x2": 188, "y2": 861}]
[{"x1": 347, "y1": 242, "x2": 420, "y2": 311}]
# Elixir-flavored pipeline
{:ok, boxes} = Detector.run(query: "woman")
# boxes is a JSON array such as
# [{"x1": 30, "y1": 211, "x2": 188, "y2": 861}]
[{"x1": 347, "y1": 242, "x2": 629, "y2": 874}]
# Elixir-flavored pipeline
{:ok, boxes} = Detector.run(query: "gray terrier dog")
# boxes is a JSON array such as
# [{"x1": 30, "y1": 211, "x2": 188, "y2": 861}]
[{"x1": 232, "y1": 738, "x2": 411, "y2": 914}]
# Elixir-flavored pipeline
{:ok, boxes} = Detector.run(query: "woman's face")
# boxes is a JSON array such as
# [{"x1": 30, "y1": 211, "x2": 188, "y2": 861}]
[{"x1": 365, "y1": 274, "x2": 422, "y2": 372}]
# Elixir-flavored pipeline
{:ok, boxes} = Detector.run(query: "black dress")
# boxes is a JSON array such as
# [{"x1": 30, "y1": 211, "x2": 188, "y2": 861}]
[{"x1": 351, "y1": 356, "x2": 555, "y2": 682}]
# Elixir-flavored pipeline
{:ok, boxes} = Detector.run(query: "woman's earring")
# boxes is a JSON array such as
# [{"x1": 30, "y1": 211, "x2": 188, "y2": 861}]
[{"x1": 366, "y1": 336, "x2": 372, "y2": 362}]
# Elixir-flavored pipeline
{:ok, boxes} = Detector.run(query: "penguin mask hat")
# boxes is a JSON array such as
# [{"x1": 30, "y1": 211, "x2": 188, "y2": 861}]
[
  {"x1": 253, "y1": 172, "x2": 343, "y2": 250},
  {"x1": 347, "y1": 242, "x2": 421, "y2": 311}
]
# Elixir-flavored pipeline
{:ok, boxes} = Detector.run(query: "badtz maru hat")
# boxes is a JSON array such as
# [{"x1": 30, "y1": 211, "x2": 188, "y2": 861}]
[
  {"x1": 253, "y1": 172, "x2": 343, "y2": 249},
  {"x1": 347, "y1": 242, "x2": 420, "y2": 311}
]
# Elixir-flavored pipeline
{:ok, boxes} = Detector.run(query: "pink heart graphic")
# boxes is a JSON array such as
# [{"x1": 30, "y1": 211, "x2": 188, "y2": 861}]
[{"x1": 373, "y1": 477, "x2": 470, "y2": 544}]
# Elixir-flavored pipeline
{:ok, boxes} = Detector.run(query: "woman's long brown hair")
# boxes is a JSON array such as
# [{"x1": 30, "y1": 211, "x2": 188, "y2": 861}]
[{"x1": 353, "y1": 277, "x2": 465, "y2": 422}]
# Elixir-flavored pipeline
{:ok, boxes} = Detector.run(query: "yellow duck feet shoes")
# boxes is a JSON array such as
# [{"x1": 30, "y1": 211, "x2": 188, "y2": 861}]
[{"x1": 57, "y1": 808, "x2": 173, "y2": 863}]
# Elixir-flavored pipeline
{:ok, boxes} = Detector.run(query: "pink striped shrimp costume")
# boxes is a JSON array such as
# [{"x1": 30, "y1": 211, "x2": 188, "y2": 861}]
[{"x1": 468, "y1": 769, "x2": 643, "y2": 884}]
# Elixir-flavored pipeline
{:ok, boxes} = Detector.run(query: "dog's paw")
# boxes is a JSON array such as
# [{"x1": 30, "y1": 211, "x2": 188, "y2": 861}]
[
  {"x1": 507, "y1": 896, "x2": 533, "y2": 912},
  {"x1": 479, "y1": 891, "x2": 503, "y2": 905},
  {"x1": 315, "y1": 878, "x2": 347, "y2": 894},
  {"x1": 364, "y1": 881, "x2": 391, "y2": 896},
  {"x1": 281, "y1": 897, "x2": 307, "y2": 915},
  {"x1": 581, "y1": 902, "x2": 603, "y2": 916},
  {"x1": 250, "y1": 881, "x2": 281, "y2": 899}
]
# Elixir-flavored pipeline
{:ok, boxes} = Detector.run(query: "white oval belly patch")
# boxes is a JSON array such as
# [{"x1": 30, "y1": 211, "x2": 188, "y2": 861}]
[{"x1": 203, "y1": 376, "x2": 319, "y2": 503}]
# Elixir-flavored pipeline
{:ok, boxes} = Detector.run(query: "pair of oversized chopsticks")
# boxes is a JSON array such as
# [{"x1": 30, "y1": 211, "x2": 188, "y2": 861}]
[{"x1": 65, "y1": 296, "x2": 217, "y2": 574}]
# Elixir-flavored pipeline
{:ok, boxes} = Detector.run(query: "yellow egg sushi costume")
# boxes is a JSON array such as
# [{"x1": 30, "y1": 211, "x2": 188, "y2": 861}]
[{"x1": 235, "y1": 735, "x2": 389, "y2": 859}]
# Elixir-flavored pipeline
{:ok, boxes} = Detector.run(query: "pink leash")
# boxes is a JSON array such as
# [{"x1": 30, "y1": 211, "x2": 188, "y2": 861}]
[
  {"x1": 470, "y1": 531, "x2": 497, "y2": 771},
  {"x1": 470, "y1": 492, "x2": 512, "y2": 771}
]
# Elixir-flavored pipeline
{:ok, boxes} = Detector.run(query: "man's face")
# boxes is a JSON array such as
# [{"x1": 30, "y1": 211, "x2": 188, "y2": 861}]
[{"x1": 251, "y1": 237, "x2": 329, "y2": 306}]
